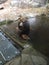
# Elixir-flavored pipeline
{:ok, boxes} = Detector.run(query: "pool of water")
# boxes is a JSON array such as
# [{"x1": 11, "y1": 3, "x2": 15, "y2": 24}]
[{"x1": 0, "y1": 31, "x2": 20, "y2": 65}]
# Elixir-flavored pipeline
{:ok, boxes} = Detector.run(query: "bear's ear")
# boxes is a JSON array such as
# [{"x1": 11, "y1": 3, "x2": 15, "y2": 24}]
[
  {"x1": 19, "y1": 22, "x2": 23, "y2": 27},
  {"x1": 18, "y1": 21, "x2": 24, "y2": 30}
]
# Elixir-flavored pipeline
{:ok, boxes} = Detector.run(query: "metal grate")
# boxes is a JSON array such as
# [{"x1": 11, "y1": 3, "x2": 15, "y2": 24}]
[{"x1": 0, "y1": 31, "x2": 20, "y2": 65}]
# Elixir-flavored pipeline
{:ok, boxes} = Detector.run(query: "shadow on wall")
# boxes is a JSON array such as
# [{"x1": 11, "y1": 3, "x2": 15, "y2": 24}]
[
  {"x1": 33, "y1": 0, "x2": 47, "y2": 5},
  {"x1": 29, "y1": 14, "x2": 49, "y2": 57},
  {"x1": 0, "y1": 0, "x2": 7, "y2": 4}
]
